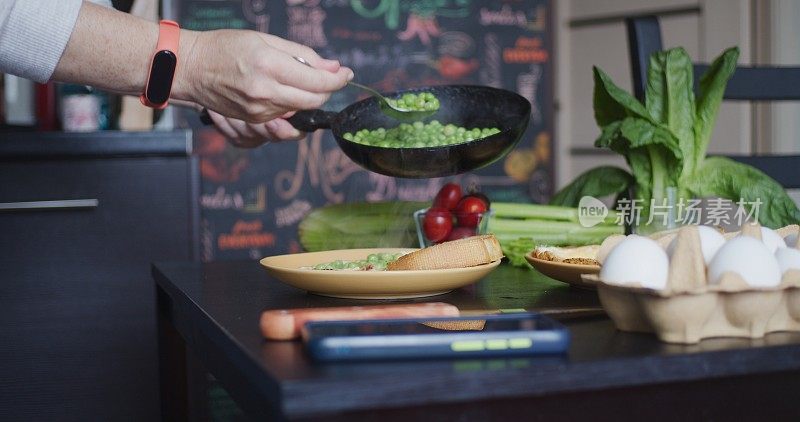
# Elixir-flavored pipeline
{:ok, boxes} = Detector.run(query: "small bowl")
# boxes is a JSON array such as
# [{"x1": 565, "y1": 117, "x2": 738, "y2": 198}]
[
  {"x1": 413, "y1": 208, "x2": 494, "y2": 248},
  {"x1": 525, "y1": 252, "x2": 600, "y2": 290}
]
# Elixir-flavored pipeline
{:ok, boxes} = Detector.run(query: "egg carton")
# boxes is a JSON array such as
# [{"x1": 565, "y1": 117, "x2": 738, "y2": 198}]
[
  {"x1": 584, "y1": 224, "x2": 800, "y2": 344},
  {"x1": 585, "y1": 274, "x2": 800, "y2": 344}
]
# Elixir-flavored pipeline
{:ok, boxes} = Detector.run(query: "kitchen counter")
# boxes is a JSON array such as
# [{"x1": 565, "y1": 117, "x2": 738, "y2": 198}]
[
  {"x1": 153, "y1": 261, "x2": 800, "y2": 421},
  {"x1": 0, "y1": 130, "x2": 191, "y2": 159}
]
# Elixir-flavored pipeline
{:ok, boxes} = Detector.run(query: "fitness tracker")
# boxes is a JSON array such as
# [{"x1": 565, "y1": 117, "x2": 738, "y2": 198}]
[{"x1": 140, "y1": 20, "x2": 180, "y2": 109}]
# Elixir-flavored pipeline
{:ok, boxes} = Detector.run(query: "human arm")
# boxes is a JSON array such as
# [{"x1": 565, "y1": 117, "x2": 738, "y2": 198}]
[
  {"x1": 54, "y1": 1, "x2": 353, "y2": 118},
  {"x1": 0, "y1": 0, "x2": 83, "y2": 83},
  {"x1": 6, "y1": 0, "x2": 351, "y2": 144}
]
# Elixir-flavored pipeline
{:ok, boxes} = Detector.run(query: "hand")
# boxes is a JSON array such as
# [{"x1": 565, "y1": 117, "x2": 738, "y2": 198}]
[
  {"x1": 174, "y1": 30, "x2": 353, "y2": 123},
  {"x1": 205, "y1": 110, "x2": 303, "y2": 148}
]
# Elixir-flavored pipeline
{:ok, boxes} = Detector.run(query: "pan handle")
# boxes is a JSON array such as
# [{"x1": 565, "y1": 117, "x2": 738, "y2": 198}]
[
  {"x1": 198, "y1": 108, "x2": 335, "y2": 132},
  {"x1": 284, "y1": 110, "x2": 335, "y2": 132},
  {"x1": 199, "y1": 108, "x2": 214, "y2": 125}
]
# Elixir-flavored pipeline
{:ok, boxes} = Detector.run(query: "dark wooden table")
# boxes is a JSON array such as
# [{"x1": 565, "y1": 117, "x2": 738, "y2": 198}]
[{"x1": 153, "y1": 261, "x2": 800, "y2": 421}]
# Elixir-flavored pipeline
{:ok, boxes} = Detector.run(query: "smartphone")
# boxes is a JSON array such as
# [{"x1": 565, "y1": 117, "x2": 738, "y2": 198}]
[{"x1": 302, "y1": 312, "x2": 570, "y2": 362}]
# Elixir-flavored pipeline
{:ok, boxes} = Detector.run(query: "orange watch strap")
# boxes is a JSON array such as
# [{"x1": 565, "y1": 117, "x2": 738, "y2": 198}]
[
  {"x1": 140, "y1": 20, "x2": 181, "y2": 109},
  {"x1": 155, "y1": 20, "x2": 180, "y2": 52}
]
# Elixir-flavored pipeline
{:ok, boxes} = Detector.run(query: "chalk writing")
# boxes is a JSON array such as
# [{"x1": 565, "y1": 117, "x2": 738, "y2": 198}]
[
  {"x1": 274, "y1": 131, "x2": 363, "y2": 203},
  {"x1": 351, "y1": 0, "x2": 470, "y2": 30},
  {"x1": 479, "y1": 5, "x2": 526, "y2": 27},
  {"x1": 183, "y1": 4, "x2": 247, "y2": 30},
  {"x1": 479, "y1": 32, "x2": 502, "y2": 88},
  {"x1": 244, "y1": 185, "x2": 267, "y2": 213},
  {"x1": 243, "y1": 0, "x2": 270, "y2": 32},
  {"x1": 517, "y1": 64, "x2": 543, "y2": 125},
  {"x1": 191, "y1": 7, "x2": 235, "y2": 19},
  {"x1": 365, "y1": 173, "x2": 397, "y2": 202},
  {"x1": 397, "y1": 13, "x2": 441, "y2": 45},
  {"x1": 335, "y1": 45, "x2": 411, "y2": 69},
  {"x1": 201, "y1": 186, "x2": 244, "y2": 210},
  {"x1": 232, "y1": 220, "x2": 262, "y2": 233},
  {"x1": 218, "y1": 219, "x2": 276, "y2": 250},
  {"x1": 330, "y1": 27, "x2": 384, "y2": 41},
  {"x1": 438, "y1": 31, "x2": 474, "y2": 57},
  {"x1": 365, "y1": 175, "x2": 462, "y2": 202},
  {"x1": 479, "y1": 4, "x2": 546, "y2": 31},
  {"x1": 288, "y1": 3, "x2": 328, "y2": 47},
  {"x1": 275, "y1": 199, "x2": 313, "y2": 228},
  {"x1": 503, "y1": 36, "x2": 548, "y2": 63}
]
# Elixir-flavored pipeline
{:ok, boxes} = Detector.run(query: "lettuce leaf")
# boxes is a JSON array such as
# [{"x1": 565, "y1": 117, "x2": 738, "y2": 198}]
[
  {"x1": 597, "y1": 117, "x2": 683, "y2": 221},
  {"x1": 693, "y1": 47, "x2": 740, "y2": 171},
  {"x1": 592, "y1": 67, "x2": 653, "y2": 126},
  {"x1": 686, "y1": 156, "x2": 800, "y2": 228},
  {"x1": 552, "y1": 46, "x2": 799, "y2": 230},
  {"x1": 549, "y1": 166, "x2": 633, "y2": 207},
  {"x1": 646, "y1": 48, "x2": 697, "y2": 176}
]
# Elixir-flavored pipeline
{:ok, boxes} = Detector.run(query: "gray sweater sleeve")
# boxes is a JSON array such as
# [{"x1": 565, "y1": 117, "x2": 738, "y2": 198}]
[{"x1": 0, "y1": 0, "x2": 83, "y2": 83}]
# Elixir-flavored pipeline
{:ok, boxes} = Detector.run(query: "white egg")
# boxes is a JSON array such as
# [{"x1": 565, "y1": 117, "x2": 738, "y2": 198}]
[
  {"x1": 600, "y1": 235, "x2": 669, "y2": 289},
  {"x1": 785, "y1": 232, "x2": 799, "y2": 249},
  {"x1": 667, "y1": 225, "x2": 725, "y2": 264},
  {"x1": 697, "y1": 226, "x2": 727, "y2": 263},
  {"x1": 759, "y1": 227, "x2": 787, "y2": 253},
  {"x1": 708, "y1": 236, "x2": 782, "y2": 287},
  {"x1": 775, "y1": 247, "x2": 800, "y2": 275}
]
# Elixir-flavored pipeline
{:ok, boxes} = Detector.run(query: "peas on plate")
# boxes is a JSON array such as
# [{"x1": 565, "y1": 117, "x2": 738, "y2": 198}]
[{"x1": 310, "y1": 253, "x2": 404, "y2": 271}]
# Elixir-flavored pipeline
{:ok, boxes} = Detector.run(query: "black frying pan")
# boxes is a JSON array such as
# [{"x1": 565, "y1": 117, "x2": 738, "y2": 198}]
[{"x1": 202, "y1": 85, "x2": 531, "y2": 179}]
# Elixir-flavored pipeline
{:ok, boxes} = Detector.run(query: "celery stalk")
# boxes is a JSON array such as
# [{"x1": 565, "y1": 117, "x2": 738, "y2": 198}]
[
  {"x1": 491, "y1": 202, "x2": 580, "y2": 221},
  {"x1": 487, "y1": 217, "x2": 621, "y2": 235},
  {"x1": 491, "y1": 202, "x2": 618, "y2": 224},
  {"x1": 492, "y1": 231, "x2": 617, "y2": 247}
]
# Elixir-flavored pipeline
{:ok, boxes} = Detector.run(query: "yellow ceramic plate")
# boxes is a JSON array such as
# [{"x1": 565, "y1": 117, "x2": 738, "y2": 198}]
[
  {"x1": 260, "y1": 248, "x2": 502, "y2": 299},
  {"x1": 525, "y1": 253, "x2": 600, "y2": 290}
]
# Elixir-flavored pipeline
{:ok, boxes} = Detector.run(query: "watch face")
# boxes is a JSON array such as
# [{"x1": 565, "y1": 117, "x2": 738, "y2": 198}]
[{"x1": 146, "y1": 50, "x2": 177, "y2": 105}]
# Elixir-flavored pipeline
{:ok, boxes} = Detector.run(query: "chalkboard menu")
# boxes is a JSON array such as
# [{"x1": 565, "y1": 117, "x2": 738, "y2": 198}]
[{"x1": 172, "y1": 0, "x2": 553, "y2": 261}]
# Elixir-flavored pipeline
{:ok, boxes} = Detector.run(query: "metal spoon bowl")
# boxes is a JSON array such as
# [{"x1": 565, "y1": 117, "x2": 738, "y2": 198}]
[{"x1": 293, "y1": 56, "x2": 437, "y2": 121}]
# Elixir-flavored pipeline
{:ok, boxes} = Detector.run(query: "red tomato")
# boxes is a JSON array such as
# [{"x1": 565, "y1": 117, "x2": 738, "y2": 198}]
[
  {"x1": 463, "y1": 192, "x2": 491, "y2": 210},
  {"x1": 432, "y1": 183, "x2": 462, "y2": 211},
  {"x1": 445, "y1": 226, "x2": 477, "y2": 241},
  {"x1": 454, "y1": 197, "x2": 488, "y2": 227},
  {"x1": 422, "y1": 208, "x2": 453, "y2": 243}
]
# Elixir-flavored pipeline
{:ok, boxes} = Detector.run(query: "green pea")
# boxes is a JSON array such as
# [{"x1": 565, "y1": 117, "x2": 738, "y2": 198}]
[
  {"x1": 386, "y1": 92, "x2": 441, "y2": 112},
  {"x1": 342, "y1": 121, "x2": 503, "y2": 149}
]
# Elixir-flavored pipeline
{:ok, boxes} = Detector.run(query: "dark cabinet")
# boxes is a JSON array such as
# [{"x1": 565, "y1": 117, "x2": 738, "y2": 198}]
[{"x1": 0, "y1": 131, "x2": 198, "y2": 421}]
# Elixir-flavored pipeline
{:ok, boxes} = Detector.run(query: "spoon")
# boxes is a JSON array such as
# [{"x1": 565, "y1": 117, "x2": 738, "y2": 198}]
[{"x1": 292, "y1": 56, "x2": 438, "y2": 121}]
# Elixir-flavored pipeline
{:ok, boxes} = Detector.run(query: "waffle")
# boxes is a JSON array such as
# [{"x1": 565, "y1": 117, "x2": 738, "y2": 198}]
[
  {"x1": 421, "y1": 319, "x2": 486, "y2": 331},
  {"x1": 386, "y1": 235, "x2": 503, "y2": 270}
]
